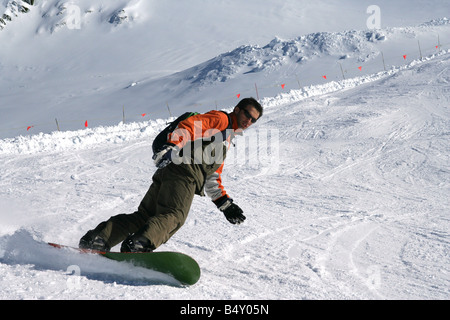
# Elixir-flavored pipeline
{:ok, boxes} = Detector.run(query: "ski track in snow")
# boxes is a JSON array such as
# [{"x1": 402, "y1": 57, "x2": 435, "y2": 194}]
[{"x1": 0, "y1": 52, "x2": 449, "y2": 299}]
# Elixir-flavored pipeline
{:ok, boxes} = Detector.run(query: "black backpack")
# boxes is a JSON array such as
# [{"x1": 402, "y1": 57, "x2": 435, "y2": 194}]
[{"x1": 152, "y1": 111, "x2": 232, "y2": 155}]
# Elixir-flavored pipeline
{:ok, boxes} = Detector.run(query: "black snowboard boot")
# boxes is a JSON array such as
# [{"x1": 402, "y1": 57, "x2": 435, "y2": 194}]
[
  {"x1": 120, "y1": 234, "x2": 154, "y2": 253},
  {"x1": 79, "y1": 230, "x2": 111, "y2": 252}
]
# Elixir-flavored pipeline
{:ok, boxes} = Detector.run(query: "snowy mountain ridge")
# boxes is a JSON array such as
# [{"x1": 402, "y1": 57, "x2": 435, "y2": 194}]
[
  {"x1": 0, "y1": 0, "x2": 32, "y2": 30},
  {"x1": 0, "y1": 0, "x2": 147, "y2": 32},
  {"x1": 176, "y1": 30, "x2": 387, "y2": 88},
  {"x1": 2, "y1": 48, "x2": 448, "y2": 156},
  {"x1": 126, "y1": 18, "x2": 450, "y2": 97}
]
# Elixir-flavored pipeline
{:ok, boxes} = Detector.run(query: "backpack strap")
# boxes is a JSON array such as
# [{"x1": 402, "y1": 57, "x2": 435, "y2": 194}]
[
  {"x1": 219, "y1": 111, "x2": 233, "y2": 142},
  {"x1": 152, "y1": 112, "x2": 199, "y2": 154}
]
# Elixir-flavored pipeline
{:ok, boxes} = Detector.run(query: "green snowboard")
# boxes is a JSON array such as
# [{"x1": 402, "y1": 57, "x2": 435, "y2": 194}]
[{"x1": 48, "y1": 243, "x2": 200, "y2": 285}]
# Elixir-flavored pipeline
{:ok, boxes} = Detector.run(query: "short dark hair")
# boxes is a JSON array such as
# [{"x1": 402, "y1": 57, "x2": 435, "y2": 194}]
[{"x1": 236, "y1": 97, "x2": 263, "y2": 119}]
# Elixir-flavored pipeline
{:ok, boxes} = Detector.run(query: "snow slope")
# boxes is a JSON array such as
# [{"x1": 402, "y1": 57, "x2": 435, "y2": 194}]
[
  {"x1": 1, "y1": 0, "x2": 450, "y2": 139},
  {"x1": 0, "y1": 50, "x2": 449, "y2": 299}
]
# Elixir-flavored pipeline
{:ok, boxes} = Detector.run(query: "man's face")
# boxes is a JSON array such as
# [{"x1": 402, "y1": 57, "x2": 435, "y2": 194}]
[{"x1": 236, "y1": 105, "x2": 260, "y2": 130}]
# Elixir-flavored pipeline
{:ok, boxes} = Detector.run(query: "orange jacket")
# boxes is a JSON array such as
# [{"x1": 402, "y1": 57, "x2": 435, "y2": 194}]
[{"x1": 167, "y1": 110, "x2": 239, "y2": 201}]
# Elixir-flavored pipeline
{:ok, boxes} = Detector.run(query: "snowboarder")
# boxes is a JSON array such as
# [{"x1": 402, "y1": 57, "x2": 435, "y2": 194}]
[{"x1": 79, "y1": 97, "x2": 263, "y2": 252}]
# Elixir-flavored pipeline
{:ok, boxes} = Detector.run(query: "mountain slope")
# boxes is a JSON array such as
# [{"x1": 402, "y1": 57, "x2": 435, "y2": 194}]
[
  {"x1": 0, "y1": 50, "x2": 448, "y2": 299},
  {"x1": 0, "y1": 0, "x2": 449, "y2": 139}
]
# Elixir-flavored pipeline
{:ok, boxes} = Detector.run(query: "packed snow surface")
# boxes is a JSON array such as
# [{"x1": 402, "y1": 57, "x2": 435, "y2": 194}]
[{"x1": 0, "y1": 0, "x2": 449, "y2": 300}]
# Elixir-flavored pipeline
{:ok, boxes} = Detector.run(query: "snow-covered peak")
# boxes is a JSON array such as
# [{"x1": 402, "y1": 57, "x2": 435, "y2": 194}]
[
  {"x1": 0, "y1": 0, "x2": 33, "y2": 30},
  {"x1": 0, "y1": 0, "x2": 150, "y2": 33},
  {"x1": 419, "y1": 17, "x2": 450, "y2": 27},
  {"x1": 182, "y1": 29, "x2": 388, "y2": 88}
]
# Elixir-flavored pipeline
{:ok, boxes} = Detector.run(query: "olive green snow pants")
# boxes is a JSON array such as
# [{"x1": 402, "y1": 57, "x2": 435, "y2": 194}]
[{"x1": 93, "y1": 164, "x2": 197, "y2": 250}]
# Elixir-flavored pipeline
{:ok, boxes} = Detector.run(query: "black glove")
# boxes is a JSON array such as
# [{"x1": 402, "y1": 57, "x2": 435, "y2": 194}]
[
  {"x1": 214, "y1": 196, "x2": 246, "y2": 225},
  {"x1": 152, "y1": 144, "x2": 177, "y2": 169},
  {"x1": 223, "y1": 203, "x2": 246, "y2": 225}
]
